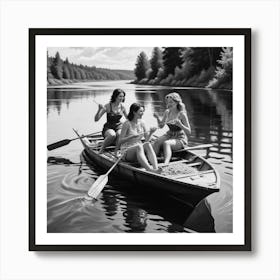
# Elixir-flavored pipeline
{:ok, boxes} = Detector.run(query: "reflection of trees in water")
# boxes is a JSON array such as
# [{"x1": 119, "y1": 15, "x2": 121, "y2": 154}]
[
  {"x1": 100, "y1": 180, "x2": 148, "y2": 232},
  {"x1": 134, "y1": 89, "x2": 168, "y2": 118},
  {"x1": 47, "y1": 89, "x2": 95, "y2": 116},
  {"x1": 133, "y1": 87, "x2": 232, "y2": 159},
  {"x1": 99, "y1": 175, "x2": 196, "y2": 233},
  {"x1": 123, "y1": 207, "x2": 148, "y2": 233},
  {"x1": 99, "y1": 184, "x2": 148, "y2": 232},
  {"x1": 208, "y1": 89, "x2": 232, "y2": 131},
  {"x1": 179, "y1": 89, "x2": 233, "y2": 159},
  {"x1": 120, "y1": 182, "x2": 195, "y2": 232},
  {"x1": 100, "y1": 187, "x2": 119, "y2": 217}
]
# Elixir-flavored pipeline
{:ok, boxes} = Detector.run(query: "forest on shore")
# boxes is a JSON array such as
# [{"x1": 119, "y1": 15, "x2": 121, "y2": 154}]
[
  {"x1": 47, "y1": 52, "x2": 134, "y2": 86},
  {"x1": 133, "y1": 47, "x2": 232, "y2": 90}
]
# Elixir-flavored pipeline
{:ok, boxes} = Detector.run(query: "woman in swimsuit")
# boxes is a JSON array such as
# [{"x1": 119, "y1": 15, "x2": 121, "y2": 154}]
[
  {"x1": 94, "y1": 88, "x2": 128, "y2": 153},
  {"x1": 117, "y1": 103, "x2": 159, "y2": 173},
  {"x1": 153, "y1": 92, "x2": 191, "y2": 164}
]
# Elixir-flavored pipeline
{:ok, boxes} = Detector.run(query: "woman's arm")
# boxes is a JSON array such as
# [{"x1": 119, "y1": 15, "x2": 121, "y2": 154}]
[
  {"x1": 121, "y1": 104, "x2": 128, "y2": 119},
  {"x1": 143, "y1": 122, "x2": 157, "y2": 142},
  {"x1": 153, "y1": 110, "x2": 168, "y2": 128},
  {"x1": 94, "y1": 103, "x2": 107, "y2": 122},
  {"x1": 174, "y1": 112, "x2": 191, "y2": 136}
]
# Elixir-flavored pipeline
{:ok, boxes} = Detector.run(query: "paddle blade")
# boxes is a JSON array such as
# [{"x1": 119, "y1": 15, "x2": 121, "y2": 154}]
[
  {"x1": 88, "y1": 174, "x2": 108, "y2": 199},
  {"x1": 47, "y1": 139, "x2": 71, "y2": 151}
]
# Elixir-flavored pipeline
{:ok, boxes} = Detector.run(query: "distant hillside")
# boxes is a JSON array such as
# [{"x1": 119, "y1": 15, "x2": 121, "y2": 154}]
[{"x1": 47, "y1": 52, "x2": 134, "y2": 85}]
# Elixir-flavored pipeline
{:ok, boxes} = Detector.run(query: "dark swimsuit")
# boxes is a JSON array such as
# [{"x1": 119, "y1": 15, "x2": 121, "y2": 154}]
[{"x1": 102, "y1": 103, "x2": 123, "y2": 137}]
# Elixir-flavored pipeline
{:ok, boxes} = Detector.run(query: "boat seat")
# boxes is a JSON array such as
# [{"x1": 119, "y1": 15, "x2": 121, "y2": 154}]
[
  {"x1": 157, "y1": 156, "x2": 181, "y2": 163},
  {"x1": 169, "y1": 169, "x2": 214, "y2": 179},
  {"x1": 159, "y1": 159, "x2": 201, "y2": 167}
]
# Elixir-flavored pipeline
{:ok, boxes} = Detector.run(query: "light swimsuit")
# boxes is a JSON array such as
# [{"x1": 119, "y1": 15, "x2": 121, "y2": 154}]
[{"x1": 120, "y1": 120, "x2": 145, "y2": 153}]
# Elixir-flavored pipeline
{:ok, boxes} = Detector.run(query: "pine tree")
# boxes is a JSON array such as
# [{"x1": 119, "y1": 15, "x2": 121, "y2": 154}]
[
  {"x1": 207, "y1": 47, "x2": 233, "y2": 89},
  {"x1": 79, "y1": 68, "x2": 87, "y2": 79},
  {"x1": 47, "y1": 53, "x2": 54, "y2": 79},
  {"x1": 162, "y1": 48, "x2": 183, "y2": 79},
  {"x1": 68, "y1": 65, "x2": 75, "y2": 79},
  {"x1": 134, "y1": 52, "x2": 150, "y2": 81},
  {"x1": 187, "y1": 47, "x2": 221, "y2": 77},
  {"x1": 62, "y1": 64, "x2": 71, "y2": 79},
  {"x1": 51, "y1": 51, "x2": 63, "y2": 79},
  {"x1": 73, "y1": 68, "x2": 81, "y2": 79},
  {"x1": 149, "y1": 47, "x2": 163, "y2": 80}
]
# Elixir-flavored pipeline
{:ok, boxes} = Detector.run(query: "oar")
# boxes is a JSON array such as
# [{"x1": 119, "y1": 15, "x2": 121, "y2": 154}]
[
  {"x1": 87, "y1": 153, "x2": 126, "y2": 199},
  {"x1": 47, "y1": 131, "x2": 102, "y2": 151},
  {"x1": 175, "y1": 144, "x2": 213, "y2": 153}
]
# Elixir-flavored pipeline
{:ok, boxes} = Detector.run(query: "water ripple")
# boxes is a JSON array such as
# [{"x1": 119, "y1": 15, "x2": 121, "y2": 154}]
[{"x1": 61, "y1": 173, "x2": 94, "y2": 193}]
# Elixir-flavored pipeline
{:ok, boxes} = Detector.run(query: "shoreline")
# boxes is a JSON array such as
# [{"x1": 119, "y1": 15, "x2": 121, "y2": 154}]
[
  {"x1": 47, "y1": 78, "x2": 232, "y2": 92},
  {"x1": 47, "y1": 78, "x2": 132, "y2": 89},
  {"x1": 130, "y1": 81, "x2": 232, "y2": 91}
]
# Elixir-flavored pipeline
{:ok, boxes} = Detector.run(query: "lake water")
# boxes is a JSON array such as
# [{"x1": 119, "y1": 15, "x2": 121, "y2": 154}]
[{"x1": 47, "y1": 80, "x2": 232, "y2": 233}]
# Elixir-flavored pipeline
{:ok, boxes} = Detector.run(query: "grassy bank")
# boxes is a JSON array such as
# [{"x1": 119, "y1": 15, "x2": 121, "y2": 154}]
[
  {"x1": 47, "y1": 78, "x2": 83, "y2": 87},
  {"x1": 131, "y1": 80, "x2": 232, "y2": 90}
]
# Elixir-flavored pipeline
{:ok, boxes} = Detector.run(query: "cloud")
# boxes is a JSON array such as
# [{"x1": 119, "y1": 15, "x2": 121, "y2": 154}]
[{"x1": 47, "y1": 47, "x2": 154, "y2": 70}]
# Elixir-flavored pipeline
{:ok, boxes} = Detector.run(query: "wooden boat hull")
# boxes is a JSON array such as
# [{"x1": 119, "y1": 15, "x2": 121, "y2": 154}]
[{"x1": 79, "y1": 135, "x2": 220, "y2": 207}]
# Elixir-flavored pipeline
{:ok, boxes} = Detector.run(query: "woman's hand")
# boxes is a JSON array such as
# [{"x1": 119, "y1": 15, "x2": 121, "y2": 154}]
[
  {"x1": 174, "y1": 119, "x2": 183, "y2": 127},
  {"x1": 149, "y1": 127, "x2": 157, "y2": 133},
  {"x1": 98, "y1": 103, "x2": 105, "y2": 111},
  {"x1": 153, "y1": 112, "x2": 160, "y2": 119},
  {"x1": 114, "y1": 150, "x2": 122, "y2": 158}
]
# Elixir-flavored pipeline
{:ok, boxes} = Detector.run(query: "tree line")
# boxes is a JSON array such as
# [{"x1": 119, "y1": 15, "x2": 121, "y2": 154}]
[
  {"x1": 47, "y1": 52, "x2": 134, "y2": 84},
  {"x1": 134, "y1": 47, "x2": 233, "y2": 90}
]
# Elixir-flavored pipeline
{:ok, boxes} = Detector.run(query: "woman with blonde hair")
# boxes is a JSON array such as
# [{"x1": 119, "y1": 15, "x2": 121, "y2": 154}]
[{"x1": 153, "y1": 92, "x2": 191, "y2": 164}]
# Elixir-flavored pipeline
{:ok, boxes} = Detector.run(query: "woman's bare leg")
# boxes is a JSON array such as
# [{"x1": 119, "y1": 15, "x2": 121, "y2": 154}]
[
  {"x1": 99, "y1": 129, "x2": 116, "y2": 153},
  {"x1": 143, "y1": 142, "x2": 158, "y2": 169},
  {"x1": 162, "y1": 139, "x2": 183, "y2": 164},
  {"x1": 125, "y1": 144, "x2": 152, "y2": 171},
  {"x1": 152, "y1": 135, "x2": 168, "y2": 156},
  {"x1": 135, "y1": 145, "x2": 153, "y2": 171}
]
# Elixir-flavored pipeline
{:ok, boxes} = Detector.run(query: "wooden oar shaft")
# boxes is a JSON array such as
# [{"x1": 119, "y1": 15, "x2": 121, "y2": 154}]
[
  {"x1": 71, "y1": 130, "x2": 102, "y2": 141},
  {"x1": 47, "y1": 130, "x2": 101, "y2": 151},
  {"x1": 105, "y1": 154, "x2": 125, "y2": 176},
  {"x1": 70, "y1": 132, "x2": 101, "y2": 142},
  {"x1": 175, "y1": 144, "x2": 213, "y2": 153}
]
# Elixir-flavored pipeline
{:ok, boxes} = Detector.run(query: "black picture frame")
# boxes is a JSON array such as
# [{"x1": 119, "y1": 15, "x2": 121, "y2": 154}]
[{"x1": 29, "y1": 28, "x2": 251, "y2": 251}]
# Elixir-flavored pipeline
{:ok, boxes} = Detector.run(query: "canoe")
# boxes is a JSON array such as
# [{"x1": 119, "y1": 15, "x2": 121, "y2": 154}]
[{"x1": 76, "y1": 132, "x2": 220, "y2": 207}]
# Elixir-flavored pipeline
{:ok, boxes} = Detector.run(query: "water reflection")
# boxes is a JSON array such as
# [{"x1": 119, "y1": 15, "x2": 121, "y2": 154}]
[
  {"x1": 183, "y1": 199, "x2": 215, "y2": 232},
  {"x1": 123, "y1": 208, "x2": 148, "y2": 233},
  {"x1": 47, "y1": 156, "x2": 76, "y2": 165},
  {"x1": 47, "y1": 87, "x2": 233, "y2": 159},
  {"x1": 100, "y1": 187, "x2": 119, "y2": 218},
  {"x1": 47, "y1": 81, "x2": 233, "y2": 233}
]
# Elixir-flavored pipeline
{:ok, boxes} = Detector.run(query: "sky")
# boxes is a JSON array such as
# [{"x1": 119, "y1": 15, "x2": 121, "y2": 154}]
[{"x1": 47, "y1": 47, "x2": 154, "y2": 70}]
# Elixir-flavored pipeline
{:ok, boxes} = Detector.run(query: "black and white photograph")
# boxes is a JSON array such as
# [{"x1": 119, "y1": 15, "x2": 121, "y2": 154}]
[
  {"x1": 3, "y1": 0, "x2": 280, "y2": 278},
  {"x1": 30, "y1": 29, "x2": 250, "y2": 250}
]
